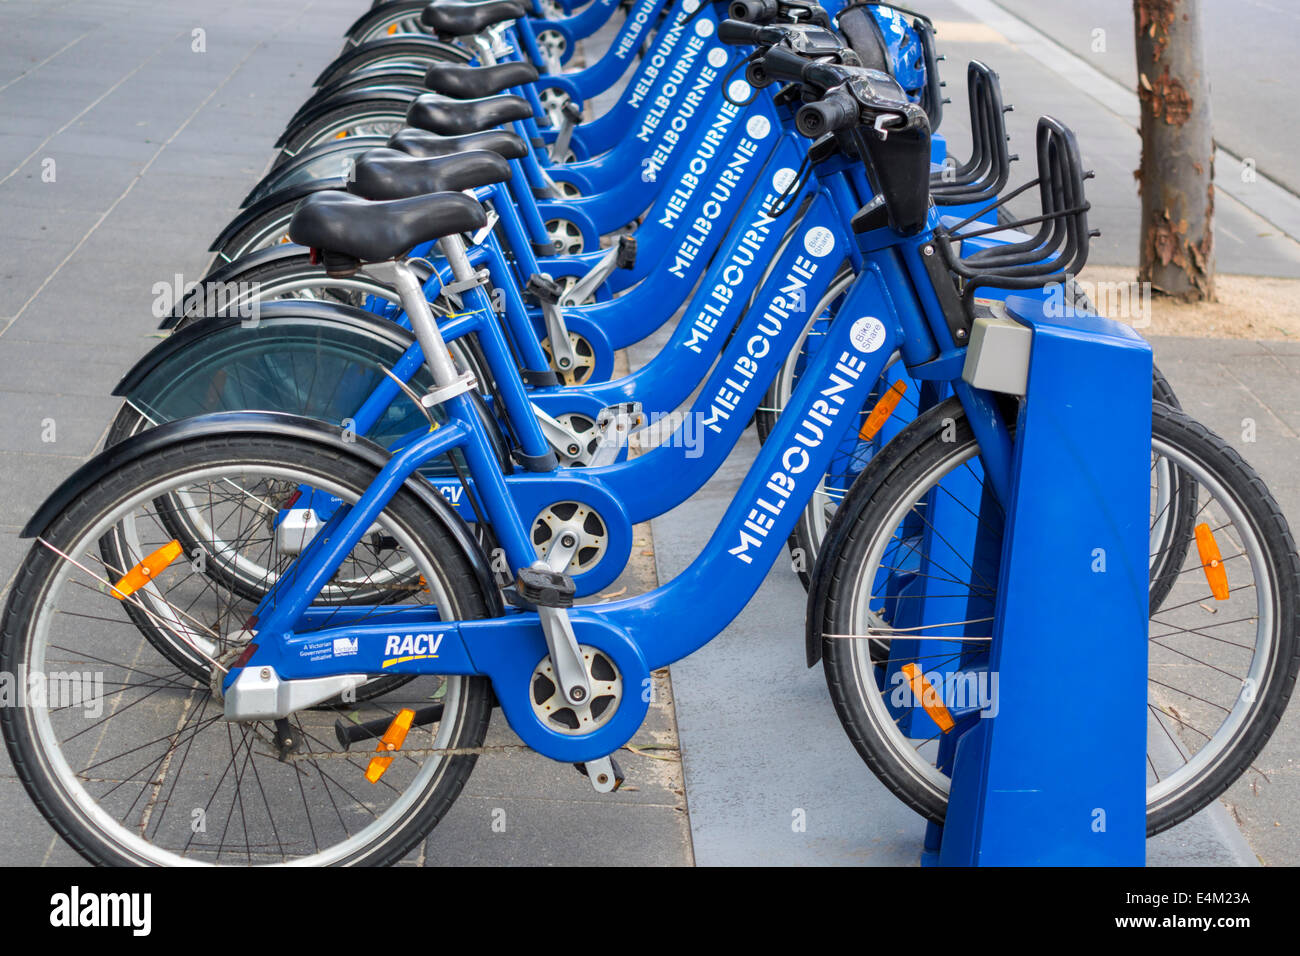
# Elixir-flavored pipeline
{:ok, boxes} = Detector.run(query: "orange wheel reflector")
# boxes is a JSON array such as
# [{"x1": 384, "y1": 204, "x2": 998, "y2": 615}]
[
  {"x1": 1194, "y1": 522, "x2": 1230, "y2": 600},
  {"x1": 859, "y1": 380, "x2": 908, "y2": 442},
  {"x1": 901, "y1": 663, "x2": 955, "y2": 733},
  {"x1": 112, "y1": 539, "x2": 183, "y2": 599},
  {"x1": 334, "y1": 131, "x2": 350, "y2": 139},
  {"x1": 366, "y1": 708, "x2": 416, "y2": 783},
  {"x1": 387, "y1": 23, "x2": 399, "y2": 34}
]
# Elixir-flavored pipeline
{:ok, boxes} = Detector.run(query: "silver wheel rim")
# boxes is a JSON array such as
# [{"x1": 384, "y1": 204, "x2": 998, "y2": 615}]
[
  {"x1": 839, "y1": 432, "x2": 1276, "y2": 814},
  {"x1": 24, "y1": 463, "x2": 468, "y2": 865}
]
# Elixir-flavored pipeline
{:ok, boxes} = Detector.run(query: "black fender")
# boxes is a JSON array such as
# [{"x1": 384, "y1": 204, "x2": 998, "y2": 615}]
[
  {"x1": 122, "y1": 300, "x2": 412, "y2": 397},
  {"x1": 119, "y1": 301, "x2": 515, "y2": 475},
  {"x1": 344, "y1": 0, "x2": 431, "y2": 39},
  {"x1": 242, "y1": 136, "x2": 389, "y2": 207},
  {"x1": 312, "y1": 36, "x2": 472, "y2": 89},
  {"x1": 210, "y1": 177, "x2": 346, "y2": 253},
  {"x1": 273, "y1": 86, "x2": 418, "y2": 149},
  {"x1": 165, "y1": 244, "x2": 326, "y2": 330},
  {"x1": 289, "y1": 80, "x2": 426, "y2": 132},
  {"x1": 19, "y1": 411, "x2": 504, "y2": 616}
]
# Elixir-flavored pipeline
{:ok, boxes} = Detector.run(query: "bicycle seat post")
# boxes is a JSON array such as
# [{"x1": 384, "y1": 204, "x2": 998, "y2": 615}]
[{"x1": 391, "y1": 257, "x2": 463, "y2": 391}]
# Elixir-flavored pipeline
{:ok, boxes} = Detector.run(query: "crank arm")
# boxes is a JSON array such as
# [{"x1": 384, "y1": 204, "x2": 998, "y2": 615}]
[
  {"x1": 537, "y1": 602, "x2": 592, "y2": 706},
  {"x1": 541, "y1": 300, "x2": 579, "y2": 372},
  {"x1": 587, "y1": 402, "x2": 647, "y2": 468}
]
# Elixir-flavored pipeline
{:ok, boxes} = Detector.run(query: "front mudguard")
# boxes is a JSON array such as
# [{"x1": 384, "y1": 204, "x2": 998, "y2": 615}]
[{"x1": 118, "y1": 304, "x2": 438, "y2": 447}]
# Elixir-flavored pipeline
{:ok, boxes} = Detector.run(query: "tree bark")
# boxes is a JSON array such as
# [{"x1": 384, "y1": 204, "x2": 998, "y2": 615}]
[{"x1": 1133, "y1": 0, "x2": 1215, "y2": 301}]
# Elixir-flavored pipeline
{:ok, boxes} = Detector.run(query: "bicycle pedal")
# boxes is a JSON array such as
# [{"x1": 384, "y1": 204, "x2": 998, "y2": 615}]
[
  {"x1": 573, "y1": 755, "x2": 624, "y2": 793},
  {"x1": 365, "y1": 708, "x2": 416, "y2": 784},
  {"x1": 524, "y1": 272, "x2": 564, "y2": 305},
  {"x1": 615, "y1": 235, "x2": 637, "y2": 270},
  {"x1": 511, "y1": 565, "x2": 576, "y2": 608},
  {"x1": 334, "y1": 703, "x2": 444, "y2": 751}
]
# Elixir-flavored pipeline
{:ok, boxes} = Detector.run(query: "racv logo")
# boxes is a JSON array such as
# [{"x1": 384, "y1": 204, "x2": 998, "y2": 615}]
[{"x1": 382, "y1": 632, "x2": 445, "y2": 668}]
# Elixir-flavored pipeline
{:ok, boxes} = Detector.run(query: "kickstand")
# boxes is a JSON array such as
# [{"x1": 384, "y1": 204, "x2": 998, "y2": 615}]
[{"x1": 573, "y1": 755, "x2": 625, "y2": 793}]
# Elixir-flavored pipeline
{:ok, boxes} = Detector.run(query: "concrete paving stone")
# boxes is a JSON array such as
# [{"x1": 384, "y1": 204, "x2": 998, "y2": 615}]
[
  {"x1": 0, "y1": 235, "x2": 84, "y2": 318},
  {"x1": 0, "y1": 338, "x2": 130, "y2": 398},
  {"x1": 143, "y1": 144, "x2": 271, "y2": 184},
  {"x1": 1261, "y1": 339, "x2": 1300, "y2": 357},
  {"x1": 3, "y1": 287, "x2": 171, "y2": 350},
  {"x1": 1150, "y1": 336, "x2": 1274, "y2": 362},
  {"x1": 420, "y1": 794, "x2": 691, "y2": 866},
  {"x1": 0, "y1": 130, "x2": 61, "y2": 173},
  {"x1": 1, "y1": 161, "x2": 152, "y2": 231},
  {"x1": 0, "y1": 778, "x2": 88, "y2": 866},
  {"x1": 0, "y1": 390, "x2": 114, "y2": 458},
  {"x1": 0, "y1": 453, "x2": 95, "y2": 530}
]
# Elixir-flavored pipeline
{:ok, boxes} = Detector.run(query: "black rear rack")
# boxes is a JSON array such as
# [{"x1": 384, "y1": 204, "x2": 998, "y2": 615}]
[
  {"x1": 930, "y1": 61, "x2": 1014, "y2": 207},
  {"x1": 933, "y1": 116, "x2": 1096, "y2": 320}
]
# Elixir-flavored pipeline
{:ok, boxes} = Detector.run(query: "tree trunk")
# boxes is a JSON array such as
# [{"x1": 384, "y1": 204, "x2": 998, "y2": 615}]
[{"x1": 1133, "y1": 0, "x2": 1215, "y2": 301}]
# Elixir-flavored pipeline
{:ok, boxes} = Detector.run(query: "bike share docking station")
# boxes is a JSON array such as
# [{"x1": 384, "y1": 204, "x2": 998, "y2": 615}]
[{"x1": 902, "y1": 293, "x2": 1152, "y2": 866}]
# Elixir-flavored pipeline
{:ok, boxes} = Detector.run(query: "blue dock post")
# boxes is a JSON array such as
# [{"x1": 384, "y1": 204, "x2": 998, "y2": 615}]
[{"x1": 936, "y1": 294, "x2": 1152, "y2": 866}]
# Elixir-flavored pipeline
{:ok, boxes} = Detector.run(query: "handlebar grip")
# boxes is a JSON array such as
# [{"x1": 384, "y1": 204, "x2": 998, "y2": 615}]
[
  {"x1": 795, "y1": 86, "x2": 859, "y2": 137},
  {"x1": 728, "y1": 0, "x2": 777, "y2": 22},
  {"x1": 717, "y1": 18, "x2": 765, "y2": 45},
  {"x1": 760, "y1": 44, "x2": 813, "y2": 83}
]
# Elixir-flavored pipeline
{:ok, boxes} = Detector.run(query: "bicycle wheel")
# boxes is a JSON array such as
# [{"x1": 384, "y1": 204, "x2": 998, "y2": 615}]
[
  {"x1": 344, "y1": 1, "x2": 434, "y2": 48},
  {"x1": 758, "y1": 264, "x2": 1191, "y2": 591},
  {"x1": 2, "y1": 433, "x2": 495, "y2": 865},
  {"x1": 815, "y1": 399, "x2": 1300, "y2": 835},
  {"x1": 213, "y1": 204, "x2": 300, "y2": 265},
  {"x1": 180, "y1": 253, "x2": 406, "y2": 324},
  {"x1": 278, "y1": 102, "x2": 410, "y2": 160},
  {"x1": 310, "y1": 40, "x2": 466, "y2": 95}
]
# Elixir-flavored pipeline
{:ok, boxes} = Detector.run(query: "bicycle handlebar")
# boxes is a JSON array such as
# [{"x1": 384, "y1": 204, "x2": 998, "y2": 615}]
[
  {"x1": 716, "y1": 19, "x2": 769, "y2": 45},
  {"x1": 795, "y1": 85, "x2": 858, "y2": 137},
  {"x1": 729, "y1": 0, "x2": 778, "y2": 22}
]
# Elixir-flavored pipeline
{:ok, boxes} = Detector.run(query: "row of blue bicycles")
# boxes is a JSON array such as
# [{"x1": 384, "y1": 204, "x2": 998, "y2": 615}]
[{"x1": 3, "y1": 0, "x2": 1297, "y2": 865}]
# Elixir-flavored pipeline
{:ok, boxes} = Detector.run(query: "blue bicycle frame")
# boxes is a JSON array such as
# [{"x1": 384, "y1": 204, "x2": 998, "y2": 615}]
[{"x1": 225, "y1": 200, "x2": 1016, "y2": 765}]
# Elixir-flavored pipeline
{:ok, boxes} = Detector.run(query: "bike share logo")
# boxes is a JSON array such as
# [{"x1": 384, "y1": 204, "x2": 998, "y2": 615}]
[
  {"x1": 850, "y1": 317, "x2": 887, "y2": 353},
  {"x1": 382, "y1": 632, "x2": 445, "y2": 668},
  {"x1": 803, "y1": 226, "x2": 836, "y2": 258}
]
